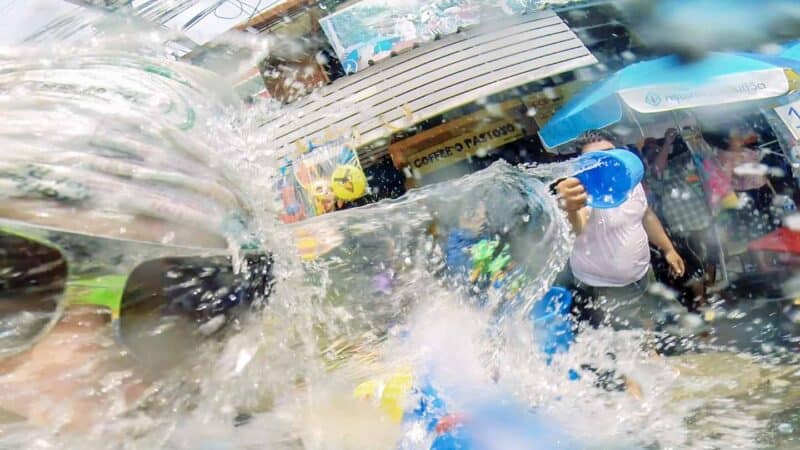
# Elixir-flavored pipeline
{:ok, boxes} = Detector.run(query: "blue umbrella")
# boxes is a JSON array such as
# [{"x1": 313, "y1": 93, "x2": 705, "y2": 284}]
[
  {"x1": 781, "y1": 41, "x2": 800, "y2": 61},
  {"x1": 539, "y1": 52, "x2": 800, "y2": 149}
]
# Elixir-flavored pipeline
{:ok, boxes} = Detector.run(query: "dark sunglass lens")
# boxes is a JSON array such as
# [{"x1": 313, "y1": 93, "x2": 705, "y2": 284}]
[
  {"x1": 117, "y1": 254, "x2": 273, "y2": 371},
  {"x1": 0, "y1": 232, "x2": 67, "y2": 355}
]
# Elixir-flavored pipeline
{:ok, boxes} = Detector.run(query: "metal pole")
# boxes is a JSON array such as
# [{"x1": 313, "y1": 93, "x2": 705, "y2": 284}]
[{"x1": 670, "y1": 110, "x2": 729, "y2": 285}]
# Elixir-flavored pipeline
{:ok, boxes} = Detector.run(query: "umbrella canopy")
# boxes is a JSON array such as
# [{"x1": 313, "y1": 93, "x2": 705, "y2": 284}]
[
  {"x1": 748, "y1": 227, "x2": 800, "y2": 255},
  {"x1": 539, "y1": 52, "x2": 800, "y2": 149},
  {"x1": 781, "y1": 41, "x2": 800, "y2": 61}
]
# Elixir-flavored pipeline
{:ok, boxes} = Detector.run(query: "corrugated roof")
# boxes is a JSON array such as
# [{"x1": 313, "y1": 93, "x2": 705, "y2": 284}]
[{"x1": 266, "y1": 9, "x2": 596, "y2": 166}]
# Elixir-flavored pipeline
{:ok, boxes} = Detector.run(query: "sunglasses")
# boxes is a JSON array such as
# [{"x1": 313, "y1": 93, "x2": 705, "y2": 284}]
[{"x1": 0, "y1": 219, "x2": 273, "y2": 370}]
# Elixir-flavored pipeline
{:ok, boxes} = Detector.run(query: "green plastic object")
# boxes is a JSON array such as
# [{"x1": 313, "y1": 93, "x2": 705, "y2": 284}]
[
  {"x1": 470, "y1": 239, "x2": 512, "y2": 277},
  {"x1": 67, "y1": 274, "x2": 127, "y2": 318}
]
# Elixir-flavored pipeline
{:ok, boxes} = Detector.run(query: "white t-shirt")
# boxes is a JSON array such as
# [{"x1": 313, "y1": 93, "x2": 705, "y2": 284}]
[{"x1": 569, "y1": 184, "x2": 650, "y2": 287}]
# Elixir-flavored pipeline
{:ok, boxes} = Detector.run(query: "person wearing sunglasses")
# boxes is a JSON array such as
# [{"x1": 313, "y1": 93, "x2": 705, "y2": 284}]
[{"x1": 0, "y1": 218, "x2": 274, "y2": 429}]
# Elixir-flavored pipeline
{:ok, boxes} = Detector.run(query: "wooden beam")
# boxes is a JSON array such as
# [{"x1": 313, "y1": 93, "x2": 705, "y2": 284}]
[{"x1": 235, "y1": 0, "x2": 319, "y2": 32}]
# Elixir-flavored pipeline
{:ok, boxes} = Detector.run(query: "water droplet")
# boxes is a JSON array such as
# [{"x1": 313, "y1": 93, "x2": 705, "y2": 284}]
[
  {"x1": 485, "y1": 104, "x2": 503, "y2": 117},
  {"x1": 611, "y1": 126, "x2": 633, "y2": 139},
  {"x1": 759, "y1": 43, "x2": 784, "y2": 55},
  {"x1": 198, "y1": 315, "x2": 227, "y2": 336},
  {"x1": 767, "y1": 166, "x2": 785, "y2": 177},
  {"x1": 574, "y1": 68, "x2": 595, "y2": 82},
  {"x1": 160, "y1": 231, "x2": 176, "y2": 244},
  {"x1": 784, "y1": 213, "x2": 800, "y2": 231},
  {"x1": 733, "y1": 163, "x2": 768, "y2": 177}
]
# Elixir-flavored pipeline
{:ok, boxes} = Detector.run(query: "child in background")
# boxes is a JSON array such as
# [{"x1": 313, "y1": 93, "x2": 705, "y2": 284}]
[{"x1": 445, "y1": 202, "x2": 488, "y2": 277}]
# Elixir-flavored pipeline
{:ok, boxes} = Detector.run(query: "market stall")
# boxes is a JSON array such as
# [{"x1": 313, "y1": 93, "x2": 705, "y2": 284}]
[
  {"x1": 538, "y1": 51, "x2": 800, "y2": 285},
  {"x1": 268, "y1": 10, "x2": 596, "y2": 166},
  {"x1": 388, "y1": 98, "x2": 532, "y2": 186}
]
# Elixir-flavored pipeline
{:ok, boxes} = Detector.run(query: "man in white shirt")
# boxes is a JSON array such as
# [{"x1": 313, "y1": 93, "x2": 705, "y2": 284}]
[{"x1": 555, "y1": 130, "x2": 685, "y2": 331}]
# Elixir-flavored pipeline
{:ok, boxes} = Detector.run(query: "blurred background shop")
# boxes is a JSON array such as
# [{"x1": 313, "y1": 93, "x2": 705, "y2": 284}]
[{"x1": 230, "y1": 0, "x2": 655, "y2": 222}]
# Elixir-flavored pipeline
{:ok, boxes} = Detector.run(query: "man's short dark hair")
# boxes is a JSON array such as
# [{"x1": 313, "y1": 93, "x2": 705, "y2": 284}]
[{"x1": 575, "y1": 129, "x2": 618, "y2": 151}]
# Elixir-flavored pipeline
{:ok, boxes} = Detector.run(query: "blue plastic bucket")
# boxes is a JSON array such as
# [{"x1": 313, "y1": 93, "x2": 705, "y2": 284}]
[{"x1": 572, "y1": 149, "x2": 644, "y2": 209}]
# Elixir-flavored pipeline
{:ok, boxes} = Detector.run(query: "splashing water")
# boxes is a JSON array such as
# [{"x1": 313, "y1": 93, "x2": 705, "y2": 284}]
[{"x1": 0, "y1": 3, "x2": 798, "y2": 450}]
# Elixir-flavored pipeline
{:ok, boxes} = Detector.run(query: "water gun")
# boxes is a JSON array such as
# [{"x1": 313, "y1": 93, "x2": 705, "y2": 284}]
[
  {"x1": 352, "y1": 287, "x2": 580, "y2": 449},
  {"x1": 353, "y1": 367, "x2": 582, "y2": 450},
  {"x1": 427, "y1": 400, "x2": 582, "y2": 450},
  {"x1": 468, "y1": 238, "x2": 511, "y2": 284},
  {"x1": 353, "y1": 367, "x2": 445, "y2": 430}
]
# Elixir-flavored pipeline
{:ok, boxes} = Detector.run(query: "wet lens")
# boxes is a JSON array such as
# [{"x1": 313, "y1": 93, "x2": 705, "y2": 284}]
[
  {"x1": 0, "y1": 231, "x2": 67, "y2": 357},
  {"x1": 117, "y1": 254, "x2": 273, "y2": 371}
]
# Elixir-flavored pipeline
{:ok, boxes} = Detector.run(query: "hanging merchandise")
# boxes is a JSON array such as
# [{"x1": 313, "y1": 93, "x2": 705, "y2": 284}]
[
  {"x1": 290, "y1": 136, "x2": 369, "y2": 218},
  {"x1": 330, "y1": 164, "x2": 367, "y2": 201},
  {"x1": 276, "y1": 162, "x2": 308, "y2": 224}
]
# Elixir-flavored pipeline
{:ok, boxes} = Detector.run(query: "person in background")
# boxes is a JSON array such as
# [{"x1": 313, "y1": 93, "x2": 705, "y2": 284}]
[
  {"x1": 715, "y1": 127, "x2": 774, "y2": 213},
  {"x1": 554, "y1": 130, "x2": 686, "y2": 333},
  {"x1": 702, "y1": 126, "x2": 778, "y2": 270},
  {"x1": 445, "y1": 201, "x2": 488, "y2": 278},
  {"x1": 642, "y1": 128, "x2": 714, "y2": 310},
  {"x1": 640, "y1": 138, "x2": 662, "y2": 206}
]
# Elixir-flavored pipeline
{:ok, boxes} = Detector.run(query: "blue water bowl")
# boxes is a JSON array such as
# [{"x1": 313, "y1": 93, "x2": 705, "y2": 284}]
[{"x1": 573, "y1": 149, "x2": 644, "y2": 209}]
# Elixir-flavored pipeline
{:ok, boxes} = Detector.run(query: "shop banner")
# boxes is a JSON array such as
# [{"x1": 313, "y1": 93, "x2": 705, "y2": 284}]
[
  {"x1": 408, "y1": 120, "x2": 523, "y2": 175},
  {"x1": 619, "y1": 69, "x2": 790, "y2": 114},
  {"x1": 319, "y1": 0, "x2": 539, "y2": 74},
  {"x1": 775, "y1": 98, "x2": 800, "y2": 141}
]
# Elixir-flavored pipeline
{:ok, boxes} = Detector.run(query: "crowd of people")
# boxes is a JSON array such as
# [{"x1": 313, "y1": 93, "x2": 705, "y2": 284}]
[
  {"x1": 641, "y1": 123, "x2": 793, "y2": 304},
  {"x1": 552, "y1": 123, "x2": 797, "y2": 349}
]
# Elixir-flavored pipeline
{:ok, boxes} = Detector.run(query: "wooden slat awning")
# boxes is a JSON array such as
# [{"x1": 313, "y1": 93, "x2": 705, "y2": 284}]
[{"x1": 266, "y1": 9, "x2": 597, "y2": 166}]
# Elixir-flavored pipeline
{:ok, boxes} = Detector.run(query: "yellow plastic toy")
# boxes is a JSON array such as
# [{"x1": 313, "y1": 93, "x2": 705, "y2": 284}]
[
  {"x1": 293, "y1": 223, "x2": 344, "y2": 261},
  {"x1": 310, "y1": 179, "x2": 337, "y2": 215},
  {"x1": 719, "y1": 192, "x2": 740, "y2": 209},
  {"x1": 353, "y1": 367, "x2": 415, "y2": 423},
  {"x1": 331, "y1": 164, "x2": 367, "y2": 201}
]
